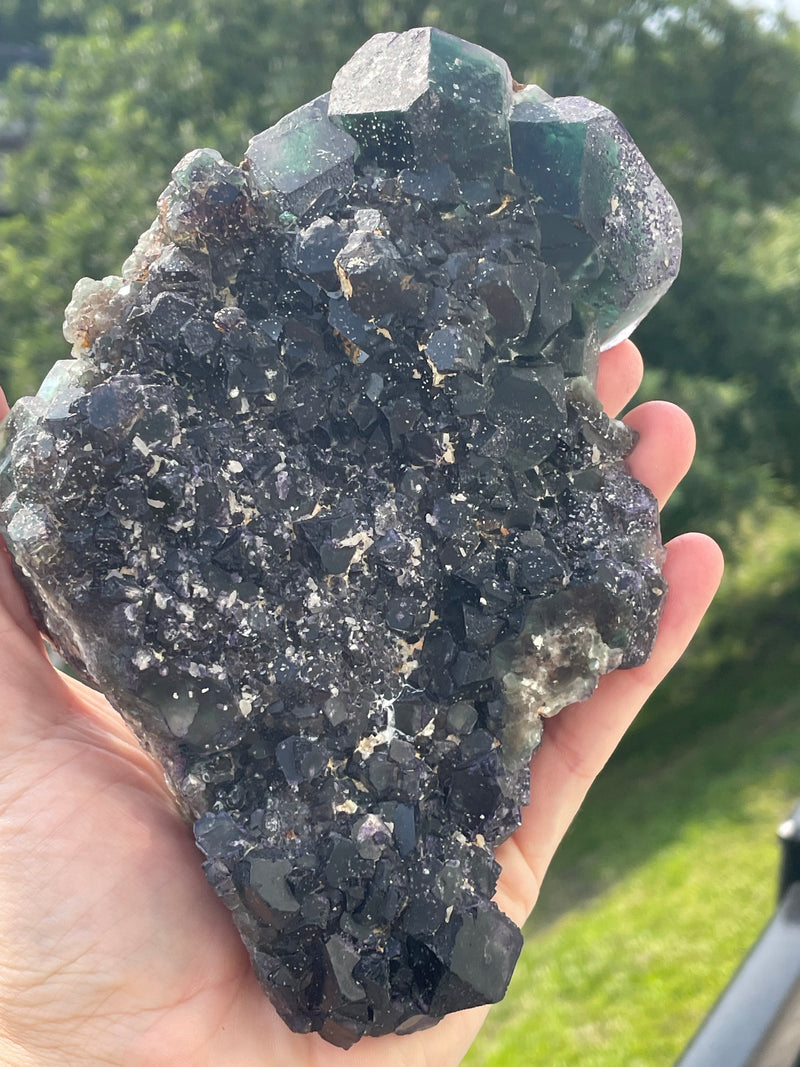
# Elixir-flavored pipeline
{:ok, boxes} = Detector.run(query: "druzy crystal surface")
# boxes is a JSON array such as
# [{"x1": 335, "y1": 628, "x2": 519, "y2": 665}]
[{"x1": 0, "y1": 28, "x2": 679, "y2": 1047}]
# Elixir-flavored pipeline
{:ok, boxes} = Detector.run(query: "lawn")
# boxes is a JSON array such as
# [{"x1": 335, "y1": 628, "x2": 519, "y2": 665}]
[{"x1": 465, "y1": 510, "x2": 800, "y2": 1066}]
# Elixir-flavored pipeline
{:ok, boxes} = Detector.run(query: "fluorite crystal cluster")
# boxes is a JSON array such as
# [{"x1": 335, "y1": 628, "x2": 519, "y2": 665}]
[{"x1": 0, "y1": 28, "x2": 679, "y2": 1047}]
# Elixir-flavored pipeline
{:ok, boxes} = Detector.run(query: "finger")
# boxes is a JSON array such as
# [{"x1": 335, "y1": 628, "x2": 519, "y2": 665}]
[
  {"x1": 0, "y1": 539, "x2": 50, "y2": 649},
  {"x1": 596, "y1": 339, "x2": 644, "y2": 417},
  {"x1": 0, "y1": 387, "x2": 46, "y2": 648},
  {"x1": 495, "y1": 532, "x2": 724, "y2": 918},
  {"x1": 0, "y1": 378, "x2": 90, "y2": 743},
  {"x1": 624, "y1": 401, "x2": 697, "y2": 509},
  {"x1": 59, "y1": 672, "x2": 164, "y2": 761},
  {"x1": 0, "y1": 630, "x2": 71, "y2": 755}
]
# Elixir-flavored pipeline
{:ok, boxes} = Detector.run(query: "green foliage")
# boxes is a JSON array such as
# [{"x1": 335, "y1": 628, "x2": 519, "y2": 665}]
[{"x1": 0, "y1": 1, "x2": 45, "y2": 48}]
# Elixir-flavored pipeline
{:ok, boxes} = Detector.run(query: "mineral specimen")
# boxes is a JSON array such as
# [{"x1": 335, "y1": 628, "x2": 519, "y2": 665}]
[{"x1": 0, "y1": 27, "x2": 679, "y2": 1047}]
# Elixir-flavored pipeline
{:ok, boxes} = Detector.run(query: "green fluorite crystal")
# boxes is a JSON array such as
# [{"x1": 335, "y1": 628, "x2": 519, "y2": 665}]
[
  {"x1": 510, "y1": 93, "x2": 680, "y2": 346},
  {"x1": 328, "y1": 27, "x2": 513, "y2": 177},
  {"x1": 246, "y1": 95, "x2": 358, "y2": 217}
]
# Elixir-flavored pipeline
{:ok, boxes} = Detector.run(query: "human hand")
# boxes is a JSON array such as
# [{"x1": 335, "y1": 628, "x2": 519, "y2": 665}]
[{"x1": 0, "y1": 340, "x2": 722, "y2": 1067}]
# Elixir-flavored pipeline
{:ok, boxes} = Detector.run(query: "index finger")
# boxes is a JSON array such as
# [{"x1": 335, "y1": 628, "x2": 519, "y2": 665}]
[{"x1": 596, "y1": 339, "x2": 644, "y2": 417}]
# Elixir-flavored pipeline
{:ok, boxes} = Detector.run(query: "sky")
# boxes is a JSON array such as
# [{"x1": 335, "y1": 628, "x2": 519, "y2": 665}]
[{"x1": 748, "y1": 0, "x2": 800, "y2": 21}]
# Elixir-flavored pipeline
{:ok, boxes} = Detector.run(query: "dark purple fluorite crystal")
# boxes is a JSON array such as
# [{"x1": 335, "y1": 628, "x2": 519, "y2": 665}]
[{"x1": 0, "y1": 27, "x2": 677, "y2": 1047}]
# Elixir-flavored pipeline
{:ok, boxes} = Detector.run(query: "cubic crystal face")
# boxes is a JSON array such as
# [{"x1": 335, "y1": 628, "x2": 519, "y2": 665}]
[
  {"x1": 509, "y1": 92, "x2": 682, "y2": 346},
  {"x1": 245, "y1": 94, "x2": 358, "y2": 217},
  {"x1": 0, "y1": 28, "x2": 678, "y2": 1047},
  {"x1": 328, "y1": 27, "x2": 513, "y2": 177}
]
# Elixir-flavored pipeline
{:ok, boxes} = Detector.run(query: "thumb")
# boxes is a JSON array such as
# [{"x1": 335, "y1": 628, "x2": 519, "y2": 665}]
[
  {"x1": 0, "y1": 385, "x2": 70, "y2": 745},
  {"x1": 0, "y1": 385, "x2": 50, "y2": 647}
]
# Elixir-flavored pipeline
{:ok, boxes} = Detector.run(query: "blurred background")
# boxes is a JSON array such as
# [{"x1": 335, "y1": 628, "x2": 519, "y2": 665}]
[{"x1": 1, "y1": 1, "x2": 799, "y2": 1062}]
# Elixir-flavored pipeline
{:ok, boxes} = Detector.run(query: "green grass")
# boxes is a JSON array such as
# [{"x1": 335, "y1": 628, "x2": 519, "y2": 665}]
[{"x1": 464, "y1": 508, "x2": 800, "y2": 1066}]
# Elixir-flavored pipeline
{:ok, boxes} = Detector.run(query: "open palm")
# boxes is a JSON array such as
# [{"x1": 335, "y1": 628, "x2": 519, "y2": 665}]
[{"x1": 0, "y1": 340, "x2": 722, "y2": 1067}]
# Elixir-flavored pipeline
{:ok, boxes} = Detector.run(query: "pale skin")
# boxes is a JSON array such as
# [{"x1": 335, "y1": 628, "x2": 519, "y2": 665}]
[{"x1": 0, "y1": 339, "x2": 724, "y2": 1067}]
